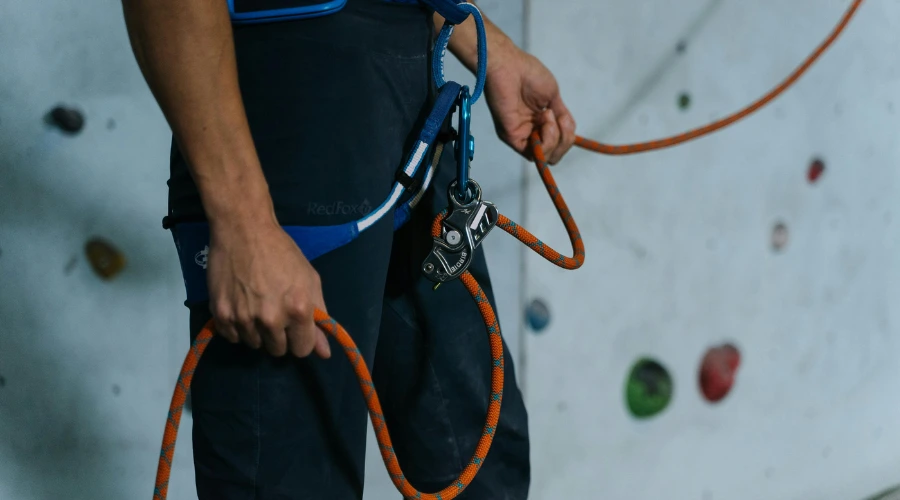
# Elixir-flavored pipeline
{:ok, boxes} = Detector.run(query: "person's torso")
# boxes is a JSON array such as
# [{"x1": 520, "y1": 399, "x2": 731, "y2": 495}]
[{"x1": 167, "y1": 0, "x2": 437, "y2": 223}]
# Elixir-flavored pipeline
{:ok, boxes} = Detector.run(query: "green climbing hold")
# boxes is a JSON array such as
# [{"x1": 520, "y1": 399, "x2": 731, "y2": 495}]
[
  {"x1": 625, "y1": 358, "x2": 673, "y2": 419},
  {"x1": 678, "y1": 92, "x2": 691, "y2": 111}
]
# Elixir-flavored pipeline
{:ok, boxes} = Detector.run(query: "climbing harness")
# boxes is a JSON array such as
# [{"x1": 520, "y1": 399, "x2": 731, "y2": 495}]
[
  {"x1": 164, "y1": 79, "x2": 464, "y2": 302},
  {"x1": 227, "y1": 0, "x2": 473, "y2": 25},
  {"x1": 227, "y1": 0, "x2": 348, "y2": 24},
  {"x1": 154, "y1": 1, "x2": 864, "y2": 498}
]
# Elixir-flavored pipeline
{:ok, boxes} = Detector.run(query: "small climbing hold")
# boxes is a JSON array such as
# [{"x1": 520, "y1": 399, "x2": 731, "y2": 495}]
[
  {"x1": 625, "y1": 358, "x2": 673, "y2": 419},
  {"x1": 64, "y1": 255, "x2": 78, "y2": 275},
  {"x1": 676, "y1": 40, "x2": 687, "y2": 53},
  {"x1": 699, "y1": 343, "x2": 741, "y2": 403},
  {"x1": 678, "y1": 92, "x2": 691, "y2": 111},
  {"x1": 771, "y1": 222, "x2": 789, "y2": 252},
  {"x1": 525, "y1": 298, "x2": 551, "y2": 333},
  {"x1": 48, "y1": 105, "x2": 85, "y2": 134},
  {"x1": 85, "y1": 237, "x2": 126, "y2": 280},
  {"x1": 112, "y1": 384, "x2": 121, "y2": 396},
  {"x1": 807, "y1": 158, "x2": 825, "y2": 184},
  {"x1": 107, "y1": 118, "x2": 116, "y2": 130},
  {"x1": 0, "y1": 375, "x2": 5, "y2": 388}
]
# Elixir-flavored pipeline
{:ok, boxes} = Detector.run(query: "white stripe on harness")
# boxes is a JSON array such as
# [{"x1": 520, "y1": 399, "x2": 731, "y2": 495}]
[{"x1": 357, "y1": 140, "x2": 430, "y2": 231}]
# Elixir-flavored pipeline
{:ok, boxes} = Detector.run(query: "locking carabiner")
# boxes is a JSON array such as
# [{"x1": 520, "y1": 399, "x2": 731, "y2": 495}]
[{"x1": 454, "y1": 86, "x2": 475, "y2": 203}]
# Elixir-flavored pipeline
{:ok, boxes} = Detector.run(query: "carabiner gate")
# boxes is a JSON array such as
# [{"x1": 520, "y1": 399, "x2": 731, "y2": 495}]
[{"x1": 454, "y1": 86, "x2": 475, "y2": 203}]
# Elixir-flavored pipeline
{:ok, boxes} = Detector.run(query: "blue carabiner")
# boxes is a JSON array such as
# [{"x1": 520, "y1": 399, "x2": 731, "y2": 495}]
[{"x1": 455, "y1": 86, "x2": 475, "y2": 203}]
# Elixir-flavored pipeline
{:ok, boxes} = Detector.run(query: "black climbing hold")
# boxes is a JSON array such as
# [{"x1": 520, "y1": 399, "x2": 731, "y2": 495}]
[
  {"x1": 771, "y1": 221, "x2": 789, "y2": 252},
  {"x1": 48, "y1": 105, "x2": 85, "y2": 134},
  {"x1": 678, "y1": 93, "x2": 691, "y2": 111},
  {"x1": 676, "y1": 40, "x2": 687, "y2": 53},
  {"x1": 525, "y1": 298, "x2": 551, "y2": 332},
  {"x1": 0, "y1": 376, "x2": 5, "y2": 387}
]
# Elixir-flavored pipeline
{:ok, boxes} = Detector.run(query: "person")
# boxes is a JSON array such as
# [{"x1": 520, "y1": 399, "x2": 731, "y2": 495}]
[{"x1": 121, "y1": 0, "x2": 576, "y2": 498}]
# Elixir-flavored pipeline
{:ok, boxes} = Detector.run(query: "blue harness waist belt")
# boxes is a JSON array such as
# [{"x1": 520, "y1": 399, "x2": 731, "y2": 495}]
[
  {"x1": 169, "y1": 1, "x2": 487, "y2": 304},
  {"x1": 229, "y1": 0, "x2": 469, "y2": 25}
]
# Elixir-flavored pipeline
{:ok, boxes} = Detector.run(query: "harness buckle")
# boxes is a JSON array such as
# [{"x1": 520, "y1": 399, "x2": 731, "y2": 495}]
[{"x1": 422, "y1": 180, "x2": 498, "y2": 286}]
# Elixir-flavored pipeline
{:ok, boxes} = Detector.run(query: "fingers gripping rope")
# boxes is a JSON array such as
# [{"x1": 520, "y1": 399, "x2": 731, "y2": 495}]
[
  {"x1": 431, "y1": 132, "x2": 586, "y2": 271},
  {"x1": 454, "y1": 1, "x2": 863, "y2": 275},
  {"x1": 154, "y1": 281, "x2": 504, "y2": 500}
]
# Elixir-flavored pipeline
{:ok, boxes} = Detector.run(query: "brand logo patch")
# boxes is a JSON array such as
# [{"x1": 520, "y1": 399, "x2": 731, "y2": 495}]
[{"x1": 195, "y1": 245, "x2": 209, "y2": 270}]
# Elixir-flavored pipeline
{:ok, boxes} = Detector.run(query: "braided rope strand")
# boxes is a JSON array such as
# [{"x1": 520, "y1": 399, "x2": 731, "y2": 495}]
[{"x1": 154, "y1": 273, "x2": 504, "y2": 500}]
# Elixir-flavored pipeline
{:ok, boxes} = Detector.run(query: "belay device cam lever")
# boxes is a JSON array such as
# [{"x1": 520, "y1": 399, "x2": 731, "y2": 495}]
[{"x1": 422, "y1": 179, "x2": 499, "y2": 285}]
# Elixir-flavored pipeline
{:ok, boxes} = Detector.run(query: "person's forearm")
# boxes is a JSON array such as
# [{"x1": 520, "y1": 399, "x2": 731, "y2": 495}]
[
  {"x1": 433, "y1": 6, "x2": 517, "y2": 76},
  {"x1": 121, "y1": 0, "x2": 275, "y2": 229}
]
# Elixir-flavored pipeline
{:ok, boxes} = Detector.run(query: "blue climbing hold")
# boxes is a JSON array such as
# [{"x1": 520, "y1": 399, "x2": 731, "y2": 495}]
[{"x1": 525, "y1": 298, "x2": 551, "y2": 332}]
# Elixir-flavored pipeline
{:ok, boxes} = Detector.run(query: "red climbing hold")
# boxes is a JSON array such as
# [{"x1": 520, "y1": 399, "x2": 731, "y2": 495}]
[
  {"x1": 807, "y1": 158, "x2": 825, "y2": 184},
  {"x1": 699, "y1": 344, "x2": 741, "y2": 403}
]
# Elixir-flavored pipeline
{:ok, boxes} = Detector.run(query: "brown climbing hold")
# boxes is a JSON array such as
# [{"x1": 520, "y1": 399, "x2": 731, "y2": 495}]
[
  {"x1": 85, "y1": 238, "x2": 126, "y2": 280},
  {"x1": 699, "y1": 343, "x2": 741, "y2": 403}
]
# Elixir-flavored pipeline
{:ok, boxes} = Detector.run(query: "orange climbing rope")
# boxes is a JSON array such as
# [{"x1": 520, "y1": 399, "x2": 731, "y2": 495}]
[
  {"x1": 153, "y1": 1, "x2": 862, "y2": 498},
  {"x1": 154, "y1": 135, "x2": 584, "y2": 500},
  {"x1": 575, "y1": 0, "x2": 864, "y2": 155}
]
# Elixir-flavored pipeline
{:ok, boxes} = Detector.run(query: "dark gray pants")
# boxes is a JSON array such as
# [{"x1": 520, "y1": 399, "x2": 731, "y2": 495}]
[{"x1": 171, "y1": 2, "x2": 531, "y2": 498}]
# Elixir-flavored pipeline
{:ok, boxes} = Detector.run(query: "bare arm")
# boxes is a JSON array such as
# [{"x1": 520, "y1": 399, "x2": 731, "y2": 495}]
[
  {"x1": 121, "y1": 0, "x2": 330, "y2": 359},
  {"x1": 121, "y1": 0, "x2": 273, "y2": 229}
]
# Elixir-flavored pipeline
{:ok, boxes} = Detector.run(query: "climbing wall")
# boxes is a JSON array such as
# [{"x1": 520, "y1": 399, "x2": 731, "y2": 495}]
[
  {"x1": 0, "y1": 0, "x2": 198, "y2": 497},
  {"x1": 4, "y1": 0, "x2": 898, "y2": 499},
  {"x1": 522, "y1": 1, "x2": 900, "y2": 499}
]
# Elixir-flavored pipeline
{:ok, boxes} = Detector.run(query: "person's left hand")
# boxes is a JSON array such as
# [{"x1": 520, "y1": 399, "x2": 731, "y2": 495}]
[{"x1": 483, "y1": 45, "x2": 576, "y2": 165}]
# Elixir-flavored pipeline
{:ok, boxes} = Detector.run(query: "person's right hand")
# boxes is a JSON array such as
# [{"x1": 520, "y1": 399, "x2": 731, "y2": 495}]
[{"x1": 206, "y1": 218, "x2": 331, "y2": 359}]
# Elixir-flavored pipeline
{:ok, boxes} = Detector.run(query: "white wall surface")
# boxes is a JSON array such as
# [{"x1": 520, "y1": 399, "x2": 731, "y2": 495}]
[{"x1": 523, "y1": 1, "x2": 900, "y2": 499}]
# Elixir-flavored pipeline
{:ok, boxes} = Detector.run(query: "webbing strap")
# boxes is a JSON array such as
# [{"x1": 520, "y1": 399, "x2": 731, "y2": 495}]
[
  {"x1": 356, "y1": 81, "x2": 460, "y2": 232},
  {"x1": 170, "y1": 83, "x2": 460, "y2": 304},
  {"x1": 420, "y1": 0, "x2": 468, "y2": 25},
  {"x1": 432, "y1": 3, "x2": 487, "y2": 104}
]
